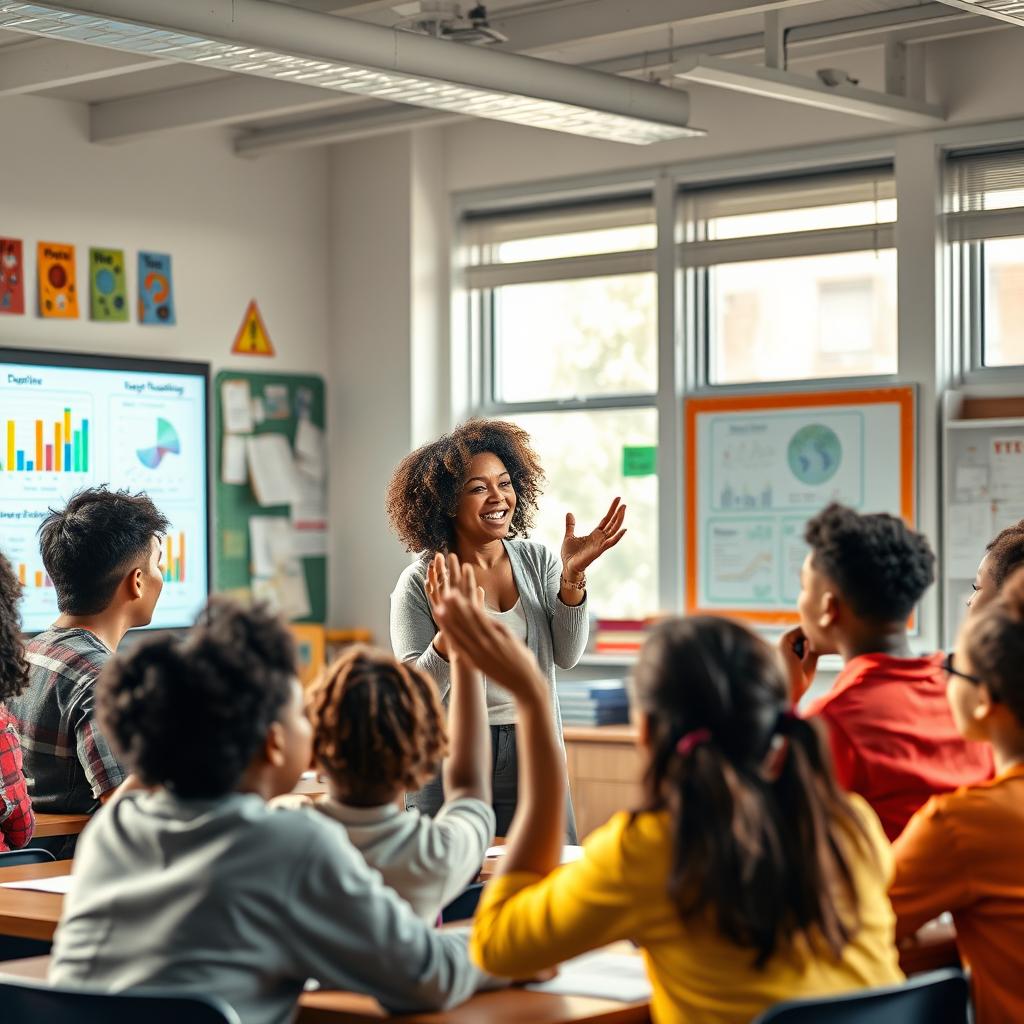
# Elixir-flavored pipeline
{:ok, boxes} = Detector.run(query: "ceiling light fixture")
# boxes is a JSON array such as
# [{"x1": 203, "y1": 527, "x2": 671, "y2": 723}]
[
  {"x1": 672, "y1": 54, "x2": 945, "y2": 129},
  {"x1": 0, "y1": 0, "x2": 705, "y2": 144}
]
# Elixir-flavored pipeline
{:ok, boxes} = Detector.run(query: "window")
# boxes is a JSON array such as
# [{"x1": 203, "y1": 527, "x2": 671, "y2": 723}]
[
  {"x1": 947, "y1": 148, "x2": 1024, "y2": 369},
  {"x1": 682, "y1": 167, "x2": 898, "y2": 385},
  {"x1": 462, "y1": 197, "x2": 659, "y2": 619}
]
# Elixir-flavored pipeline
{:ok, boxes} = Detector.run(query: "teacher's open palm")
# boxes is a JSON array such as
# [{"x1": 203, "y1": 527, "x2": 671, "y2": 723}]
[{"x1": 561, "y1": 497, "x2": 627, "y2": 576}]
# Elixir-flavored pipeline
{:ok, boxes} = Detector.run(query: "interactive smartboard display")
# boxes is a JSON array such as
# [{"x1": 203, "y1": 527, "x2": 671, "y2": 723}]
[{"x1": 0, "y1": 348, "x2": 209, "y2": 633}]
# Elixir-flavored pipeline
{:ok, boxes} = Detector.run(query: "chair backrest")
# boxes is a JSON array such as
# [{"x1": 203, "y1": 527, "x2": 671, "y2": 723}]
[
  {"x1": 752, "y1": 969, "x2": 968, "y2": 1024},
  {"x1": 0, "y1": 848, "x2": 56, "y2": 867},
  {"x1": 0, "y1": 977, "x2": 242, "y2": 1024},
  {"x1": 441, "y1": 881, "x2": 484, "y2": 923}
]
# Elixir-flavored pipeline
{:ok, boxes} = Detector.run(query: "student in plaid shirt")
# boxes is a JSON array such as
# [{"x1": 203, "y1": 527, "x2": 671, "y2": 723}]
[
  {"x1": 7, "y1": 488, "x2": 168, "y2": 856},
  {"x1": 0, "y1": 549, "x2": 33, "y2": 852}
]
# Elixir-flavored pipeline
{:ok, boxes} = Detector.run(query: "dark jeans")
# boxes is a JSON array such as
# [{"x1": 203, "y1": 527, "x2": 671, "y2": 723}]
[{"x1": 407, "y1": 723, "x2": 578, "y2": 843}]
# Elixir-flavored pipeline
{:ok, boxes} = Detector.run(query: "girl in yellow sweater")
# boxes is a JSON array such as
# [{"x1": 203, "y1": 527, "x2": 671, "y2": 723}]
[{"x1": 434, "y1": 582, "x2": 902, "y2": 1024}]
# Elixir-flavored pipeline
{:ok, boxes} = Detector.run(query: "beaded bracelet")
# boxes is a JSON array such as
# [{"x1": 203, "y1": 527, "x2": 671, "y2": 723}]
[{"x1": 560, "y1": 573, "x2": 587, "y2": 591}]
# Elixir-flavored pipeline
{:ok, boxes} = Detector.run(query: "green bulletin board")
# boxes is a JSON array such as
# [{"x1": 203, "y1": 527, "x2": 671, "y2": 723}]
[{"x1": 214, "y1": 370, "x2": 327, "y2": 623}]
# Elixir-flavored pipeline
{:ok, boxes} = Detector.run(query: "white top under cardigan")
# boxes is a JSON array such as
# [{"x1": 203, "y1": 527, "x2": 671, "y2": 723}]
[{"x1": 389, "y1": 538, "x2": 589, "y2": 737}]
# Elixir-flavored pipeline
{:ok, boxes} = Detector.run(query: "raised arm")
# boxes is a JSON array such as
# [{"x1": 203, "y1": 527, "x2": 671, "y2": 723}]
[{"x1": 390, "y1": 560, "x2": 453, "y2": 701}]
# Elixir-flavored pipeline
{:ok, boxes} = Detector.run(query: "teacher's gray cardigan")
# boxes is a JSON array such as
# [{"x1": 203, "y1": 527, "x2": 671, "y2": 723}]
[{"x1": 389, "y1": 538, "x2": 589, "y2": 742}]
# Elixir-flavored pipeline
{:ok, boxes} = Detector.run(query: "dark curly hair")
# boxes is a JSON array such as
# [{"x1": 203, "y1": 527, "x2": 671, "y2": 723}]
[
  {"x1": 804, "y1": 502, "x2": 935, "y2": 622},
  {"x1": 985, "y1": 519, "x2": 1024, "y2": 588},
  {"x1": 308, "y1": 645, "x2": 447, "y2": 799},
  {"x1": 39, "y1": 486, "x2": 169, "y2": 616},
  {"x1": 0, "y1": 551, "x2": 29, "y2": 705},
  {"x1": 97, "y1": 597, "x2": 296, "y2": 798},
  {"x1": 385, "y1": 418, "x2": 544, "y2": 554}
]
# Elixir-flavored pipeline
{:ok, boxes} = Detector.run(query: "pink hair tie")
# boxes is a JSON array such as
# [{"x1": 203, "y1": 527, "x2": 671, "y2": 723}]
[{"x1": 676, "y1": 728, "x2": 712, "y2": 757}]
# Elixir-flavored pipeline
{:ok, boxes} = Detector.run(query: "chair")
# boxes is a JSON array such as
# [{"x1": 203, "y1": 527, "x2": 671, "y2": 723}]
[
  {"x1": 0, "y1": 977, "x2": 241, "y2": 1024},
  {"x1": 441, "y1": 881, "x2": 484, "y2": 923},
  {"x1": 0, "y1": 848, "x2": 56, "y2": 867},
  {"x1": 752, "y1": 969, "x2": 968, "y2": 1023}
]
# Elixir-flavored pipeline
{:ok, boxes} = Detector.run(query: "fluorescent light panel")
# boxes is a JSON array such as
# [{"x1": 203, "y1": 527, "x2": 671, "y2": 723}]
[
  {"x1": 935, "y1": 0, "x2": 1024, "y2": 27},
  {"x1": 0, "y1": 2, "x2": 704, "y2": 144},
  {"x1": 673, "y1": 54, "x2": 945, "y2": 129}
]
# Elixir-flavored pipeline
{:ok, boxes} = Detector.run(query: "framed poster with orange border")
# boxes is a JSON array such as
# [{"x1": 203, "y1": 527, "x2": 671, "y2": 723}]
[{"x1": 684, "y1": 386, "x2": 915, "y2": 626}]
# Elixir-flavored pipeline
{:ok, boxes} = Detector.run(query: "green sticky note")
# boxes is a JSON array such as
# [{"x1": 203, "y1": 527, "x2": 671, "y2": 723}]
[{"x1": 622, "y1": 445, "x2": 657, "y2": 477}]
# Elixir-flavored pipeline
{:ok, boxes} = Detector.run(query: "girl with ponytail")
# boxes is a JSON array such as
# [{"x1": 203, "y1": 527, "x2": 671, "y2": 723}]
[
  {"x1": 433, "y1": 588, "x2": 902, "y2": 1024},
  {"x1": 891, "y1": 565, "x2": 1024, "y2": 1024}
]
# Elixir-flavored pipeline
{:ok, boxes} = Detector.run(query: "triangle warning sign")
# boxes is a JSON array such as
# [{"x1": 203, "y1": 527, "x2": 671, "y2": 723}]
[{"x1": 232, "y1": 300, "x2": 275, "y2": 357}]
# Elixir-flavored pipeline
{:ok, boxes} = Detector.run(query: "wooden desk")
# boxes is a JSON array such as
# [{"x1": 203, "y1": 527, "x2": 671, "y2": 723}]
[
  {"x1": 32, "y1": 813, "x2": 90, "y2": 839},
  {"x1": 0, "y1": 861, "x2": 69, "y2": 941},
  {"x1": 562, "y1": 726, "x2": 641, "y2": 840},
  {"x1": 0, "y1": 955, "x2": 650, "y2": 1024}
]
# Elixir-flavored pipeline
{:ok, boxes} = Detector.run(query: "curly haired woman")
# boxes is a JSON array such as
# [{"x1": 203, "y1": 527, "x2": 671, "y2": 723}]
[
  {"x1": 386, "y1": 418, "x2": 626, "y2": 840},
  {"x1": 0, "y1": 549, "x2": 33, "y2": 852}
]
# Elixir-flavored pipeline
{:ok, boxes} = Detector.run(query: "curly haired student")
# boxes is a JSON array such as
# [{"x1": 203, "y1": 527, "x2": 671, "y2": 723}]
[
  {"x1": 0, "y1": 550, "x2": 33, "y2": 852},
  {"x1": 387, "y1": 418, "x2": 626, "y2": 840}
]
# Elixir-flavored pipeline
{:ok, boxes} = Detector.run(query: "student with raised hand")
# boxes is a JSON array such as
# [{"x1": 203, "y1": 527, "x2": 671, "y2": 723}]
[
  {"x1": 890, "y1": 566, "x2": 1024, "y2": 1024},
  {"x1": 50, "y1": 597, "x2": 482, "y2": 1024},
  {"x1": 434, "y1": 590, "x2": 902, "y2": 1024},
  {"x1": 8, "y1": 487, "x2": 168, "y2": 855},
  {"x1": 0, "y1": 551, "x2": 33, "y2": 853},
  {"x1": 966, "y1": 518, "x2": 1024, "y2": 613},
  {"x1": 308, "y1": 553, "x2": 496, "y2": 922},
  {"x1": 779, "y1": 503, "x2": 992, "y2": 841}
]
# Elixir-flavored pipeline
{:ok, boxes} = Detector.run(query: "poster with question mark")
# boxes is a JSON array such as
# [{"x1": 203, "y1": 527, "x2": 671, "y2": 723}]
[{"x1": 137, "y1": 251, "x2": 175, "y2": 325}]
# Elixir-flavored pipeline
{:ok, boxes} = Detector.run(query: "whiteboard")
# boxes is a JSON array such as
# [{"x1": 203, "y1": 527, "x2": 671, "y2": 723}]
[{"x1": 685, "y1": 387, "x2": 915, "y2": 625}]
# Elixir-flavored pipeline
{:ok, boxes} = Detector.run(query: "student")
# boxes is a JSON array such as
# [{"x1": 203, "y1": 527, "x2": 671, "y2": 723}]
[
  {"x1": 8, "y1": 487, "x2": 168, "y2": 853},
  {"x1": 49, "y1": 597, "x2": 484, "y2": 1024},
  {"x1": 309, "y1": 554, "x2": 495, "y2": 922},
  {"x1": 0, "y1": 550, "x2": 33, "y2": 853},
  {"x1": 780, "y1": 503, "x2": 993, "y2": 841},
  {"x1": 967, "y1": 518, "x2": 1024, "y2": 613},
  {"x1": 432, "y1": 588, "x2": 903, "y2": 1024},
  {"x1": 890, "y1": 565, "x2": 1024, "y2": 1024}
]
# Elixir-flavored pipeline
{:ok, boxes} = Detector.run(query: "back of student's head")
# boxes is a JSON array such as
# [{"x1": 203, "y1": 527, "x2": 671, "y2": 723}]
[
  {"x1": 984, "y1": 520, "x2": 1024, "y2": 590},
  {"x1": 308, "y1": 645, "x2": 447, "y2": 799},
  {"x1": 633, "y1": 615, "x2": 875, "y2": 967},
  {"x1": 804, "y1": 503, "x2": 934, "y2": 622},
  {"x1": 0, "y1": 550, "x2": 29, "y2": 705},
  {"x1": 98, "y1": 597, "x2": 296, "y2": 798},
  {"x1": 963, "y1": 565, "x2": 1024, "y2": 726},
  {"x1": 39, "y1": 486, "x2": 169, "y2": 615}
]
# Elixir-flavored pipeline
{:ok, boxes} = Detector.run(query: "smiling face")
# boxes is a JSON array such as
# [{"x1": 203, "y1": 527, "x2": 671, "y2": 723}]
[{"x1": 453, "y1": 451, "x2": 517, "y2": 548}]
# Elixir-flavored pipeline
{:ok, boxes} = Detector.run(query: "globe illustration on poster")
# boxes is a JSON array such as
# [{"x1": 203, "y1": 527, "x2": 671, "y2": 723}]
[{"x1": 787, "y1": 424, "x2": 842, "y2": 486}]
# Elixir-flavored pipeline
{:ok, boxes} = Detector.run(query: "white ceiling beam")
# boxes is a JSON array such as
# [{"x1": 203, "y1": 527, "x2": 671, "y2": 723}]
[
  {"x1": 91, "y1": 75, "x2": 362, "y2": 143},
  {"x1": 282, "y1": 1, "x2": 396, "y2": 10},
  {"x1": 492, "y1": 0, "x2": 826, "y2": 54},
  {"x1": 934, "y1": 0, "x2": 1024, "y2": 28},
  {"x1": 0, "y1": 37, "x2": 164, "y2": 95}
]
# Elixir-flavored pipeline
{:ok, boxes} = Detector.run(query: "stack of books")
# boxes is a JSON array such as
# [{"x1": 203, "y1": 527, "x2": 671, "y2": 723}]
[
  {"x1": 557, "y1": 679, "x2": 630, "y2": 726},
  {"x1": 593, "y1": 618, "x2": 650, "y2": 656}
]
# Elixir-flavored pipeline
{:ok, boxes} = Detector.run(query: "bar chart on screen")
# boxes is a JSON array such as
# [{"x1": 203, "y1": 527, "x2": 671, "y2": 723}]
[{"x1": 1, "y1": 394, "x2": 93, "y2": 492}]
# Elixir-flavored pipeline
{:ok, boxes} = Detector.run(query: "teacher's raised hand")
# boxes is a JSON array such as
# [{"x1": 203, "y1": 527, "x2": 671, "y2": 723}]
[{"x1": 559, "y1": 497, "x2": 627, "y2": 606}]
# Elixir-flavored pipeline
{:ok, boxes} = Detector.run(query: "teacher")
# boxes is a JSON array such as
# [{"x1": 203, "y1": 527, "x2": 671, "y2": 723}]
[{"x1": 386, "y1": 418, "x2": 626, "y2": 841}]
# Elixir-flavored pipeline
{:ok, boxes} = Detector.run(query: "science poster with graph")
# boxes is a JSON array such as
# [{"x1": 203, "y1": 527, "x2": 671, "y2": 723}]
[
  {"x1": 685, "y1": 387, "x2": 915, "y2": 625},
  {"x1": 0, "y1": 348, "x2": 208, "y2": 632}
]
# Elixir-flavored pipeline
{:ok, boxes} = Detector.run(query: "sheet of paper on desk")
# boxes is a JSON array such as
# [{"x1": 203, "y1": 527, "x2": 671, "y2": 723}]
[
  {"x1": 1, "y1": 874, "x2": 74, "y2": 894},
  {"x1": 527, "y1": 950, "x2": 652, "y2": 1002},
  {"x1": 486, "y1": 845, "x2": 583, "y2": 863},
  {"x1": 221, "y1": 379, "x2": 253, "y2": 434}
]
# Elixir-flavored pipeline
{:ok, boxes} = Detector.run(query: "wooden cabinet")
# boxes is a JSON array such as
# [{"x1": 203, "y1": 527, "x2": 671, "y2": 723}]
[{"x1": 564, "y1": 725, "x2": 643, "y2": 840}]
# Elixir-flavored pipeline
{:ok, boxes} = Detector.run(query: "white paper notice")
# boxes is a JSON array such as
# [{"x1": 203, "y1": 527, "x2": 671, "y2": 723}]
[
  {"x1": 252, "y1": 571, "x2": 311, "y2": 621},
  {"x1": 251, "y1": 396, "x2": 266, "y2": 425},
  {"x1": 246, "y1": 434, "x2": 301, "y2": 507},
  {"x1": 295, "y1": 419, "x2": 326, "y2": 482},
  {"x1": 948, "y1": 502, "x2": 993, "y2": 579},
  {"x1": 990, "y1": 437, "x2": 1024, "y2": 502},
  {"x1": 527, "y1": 950, "x2": 651, "y2": 1002},
  {"x1": 954, "y1": 463, "x2": 989, "y2": 500},
  {"x1": 1, "y1": 874, "x2": 74, "y2": 894},
  {"x1": 221, "y1": 434, "x2": 248, "y2": 485},
  {"x1": 249, "y1": 517, "x2": 296, "y2": 578},
  {"x1": 221, "y1": 379, "x2": 253, "y2": 434},
  {"x1": 992, "y1": 500, "x2": 1024, "y2": 535}
]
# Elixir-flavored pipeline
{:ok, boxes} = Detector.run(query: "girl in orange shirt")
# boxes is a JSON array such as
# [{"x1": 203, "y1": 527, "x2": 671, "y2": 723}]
[{"x1": 891, "y1": 566, "x2": 1024, "y2": 1024}]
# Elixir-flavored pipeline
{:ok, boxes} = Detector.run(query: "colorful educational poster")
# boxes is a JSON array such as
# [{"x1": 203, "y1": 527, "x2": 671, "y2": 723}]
[
  {"x1": 0, "y1": 238, "x2": 25, "y2": 315},
  {"x1": 88, "y1": 247, "x2": 128, "y2": 322},
  {"x1": 137, "y1": 251, "x2": 175, "y2": 325},
  {"x1": 231, "y1": 300, "x2": 275, "y2": 357},
  {"x1": 37, "y1": 241, "x2": 78, "y2": 318},
  {"x1": 685, "y1": 388, "x2": 915, "y2": 624}
]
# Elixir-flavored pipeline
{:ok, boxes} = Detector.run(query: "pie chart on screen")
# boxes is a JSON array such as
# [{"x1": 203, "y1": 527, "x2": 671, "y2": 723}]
[{"x1": 137, "y1": 418, "x2": 181, "y2": 470}]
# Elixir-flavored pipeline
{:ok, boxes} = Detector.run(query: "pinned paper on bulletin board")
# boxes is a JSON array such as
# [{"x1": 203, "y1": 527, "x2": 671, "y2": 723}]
[
  {"x1": 138, "y1": 251, "x2": 175, "y2": 325},
  {"x1": 38, "y1": 241, "x2": 78, "y2": 318},
  {"x1": 232, "y1": 300, "x2": 275, "y2": 357},
  {"x1": 0, "y1": 238, "x2": 25, "y2": 315},
  {"x1": 89, "y1": 247, "x2": 128, "y2": 322},
  {"x1": 623, "y1": 445, "x2": 656, "y2": 477}
]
